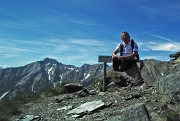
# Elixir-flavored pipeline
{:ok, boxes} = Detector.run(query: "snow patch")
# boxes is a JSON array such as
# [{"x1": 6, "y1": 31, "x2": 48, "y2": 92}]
[
  {"x1": 81, "y1": 73, "x2": 90, "y2": 81},
  {"x1": 68, "y1": 67, "x2": 74, "y2": 70},
  {"x1": 31, "y1": 83, "x2": 35, "y2": 92},
  {"x1": 45, "y1": 64, "x2": 57, "y2": 87},
  {"x1": 0, "y1": 91, "x2": 10, "y2": 100},
  {"x1": 48, "y1": 66, "x2": 53, "y2": 80}
]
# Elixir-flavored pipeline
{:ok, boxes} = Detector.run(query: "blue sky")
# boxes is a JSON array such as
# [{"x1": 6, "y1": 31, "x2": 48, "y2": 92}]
[{"x1": 0, "y1": 0, "x2": 180, "y2": 68}]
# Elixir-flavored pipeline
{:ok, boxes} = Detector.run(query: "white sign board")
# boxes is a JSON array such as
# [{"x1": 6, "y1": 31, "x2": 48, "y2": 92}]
[{"x1": 98, "y1": 55, "x2": 112, "y2": 63}]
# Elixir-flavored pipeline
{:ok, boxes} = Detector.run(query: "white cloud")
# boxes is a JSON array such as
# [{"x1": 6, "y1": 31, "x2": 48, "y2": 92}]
[
  {"x1": 139, "y1": 33, "x2": 180, "y2": 52},
  {"x1": 148, "y1": 42, "x2": 179, "y2": 51},
  {"x1": 0, "y1": 64, "x2": 8, "y2": 68},
  {"x1": 140, "y1": 42, "x2": 180, "y2": 52}
]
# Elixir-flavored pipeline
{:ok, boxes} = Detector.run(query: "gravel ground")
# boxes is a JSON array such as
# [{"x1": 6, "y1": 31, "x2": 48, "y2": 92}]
[{"x1": 10, "y1": 85, "x2": 180, "y2": 121}]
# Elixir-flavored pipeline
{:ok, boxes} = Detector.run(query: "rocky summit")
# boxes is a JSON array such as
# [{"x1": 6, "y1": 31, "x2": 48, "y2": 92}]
[{"x1": 1, "y1": 52, "x2": 180, "y2": 121}]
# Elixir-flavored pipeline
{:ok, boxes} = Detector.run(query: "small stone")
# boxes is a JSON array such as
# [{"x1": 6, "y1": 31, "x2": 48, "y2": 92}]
[
  {"x1": 98, "y1": 92, "x2": 105, "y2": 96},
  {"x1": 153, "y1": 107, "x2": 158, "y2": 111},
  {"x1": 153, "y1": 99, "x2": 158, "y2": 102},
  {"x1": 57, "y1": 105, "x2": 73, "y2": 111}
]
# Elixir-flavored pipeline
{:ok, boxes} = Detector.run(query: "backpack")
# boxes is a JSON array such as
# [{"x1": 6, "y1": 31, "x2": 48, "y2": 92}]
[{"x1": 120, "y1": 39, "x2": 140, "y2": 62}]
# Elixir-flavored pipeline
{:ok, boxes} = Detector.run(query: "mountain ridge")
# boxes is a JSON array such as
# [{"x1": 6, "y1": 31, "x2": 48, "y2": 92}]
[{"x1": 0, "y1": 57, "x2": 106, "y2": 100}]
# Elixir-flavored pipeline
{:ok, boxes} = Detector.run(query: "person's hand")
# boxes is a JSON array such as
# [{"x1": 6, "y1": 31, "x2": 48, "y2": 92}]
[
  {"x1": 116, "y1": 56, "x2": 126, "y2": 60},
  {"x1": 119, "y1": 56, "x2": 126, "y2": 60}
]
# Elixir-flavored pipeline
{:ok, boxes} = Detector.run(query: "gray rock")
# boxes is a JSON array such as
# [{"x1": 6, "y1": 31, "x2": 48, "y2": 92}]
[
  {"x1": 67, "y1": 100, "x2": 105, "y2": 115},
  {"x1": 106, "y1": 82, "x2": 116, "y2": 90},
  {"x1": 140, "y1": 59, "x2": 171, "y2": 86},
  {"x1": 57, "y1": 105, "x2": 73, "y2": 111},
  {"x1": 155, "y1": 72, "x2": 180, "y2": 102},
  {"x1": 76, "y1": 88, "x2": 89, "y2": 97},
  {"x1": 150, "y1": 112, "x2": 162, "y2": 121},
  {"x1": 169, "y1": 52, "x2": 180, "y2": 59},
  {"x1": 121, "y1": 103, "x2": 150, "y2": 121},
  {"x1": 64, "y1": 83, "x2": 84, "y2": 93},
  {"x1": 22, "y1": 115, "x2": 41, "y2": 121},
  {"x1": 105, "y1": 116, "x2": 122, "y2": 121}
]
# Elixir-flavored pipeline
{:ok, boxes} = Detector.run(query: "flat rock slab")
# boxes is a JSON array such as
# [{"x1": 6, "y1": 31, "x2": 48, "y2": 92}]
[{"x1": 67, "y1": 100, "x2": 105, "y2": 115}]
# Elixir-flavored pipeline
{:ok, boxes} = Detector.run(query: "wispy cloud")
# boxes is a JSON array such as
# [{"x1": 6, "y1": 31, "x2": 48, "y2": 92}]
[
  {"x1": 69, "y1": 38, "x2": 106, "y2": 46},
  {"x1": 145, "y1": 33, "x2": 175, "y2": 42},
  {"x1": 66, "y1": 19, "x2": 99, "y2": 26},
  {"x1": 0, "y1": 36, "x2": 114, "y2": 67},
  {"x1": 126, "y1": 1, "x2": 180, "y2": 22}
]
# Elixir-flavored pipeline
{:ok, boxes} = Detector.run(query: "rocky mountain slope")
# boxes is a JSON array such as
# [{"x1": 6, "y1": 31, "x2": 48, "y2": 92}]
[
  {"x1": 0, "y1": 67, "x2": 3, "y2": 71},
  {"x1": 8, "y1": 52, "x2": 180, "y2": 121},
  {"x1": 0, "y1": 58, "x2": 106, "y2": 100}
]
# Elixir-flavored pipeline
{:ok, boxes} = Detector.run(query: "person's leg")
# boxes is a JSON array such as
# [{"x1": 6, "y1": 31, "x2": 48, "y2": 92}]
[
  {"x1": 119, "y1": 59, "x2": 136, "y2": 72},
  {"x1": 112, "y1": 58, "x2": 122, "y2": 71}
]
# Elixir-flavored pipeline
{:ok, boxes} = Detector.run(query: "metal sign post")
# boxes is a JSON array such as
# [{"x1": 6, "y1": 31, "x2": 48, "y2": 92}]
[{"x1": 98, "y1": 55, "x2": 112, "y2": 92}]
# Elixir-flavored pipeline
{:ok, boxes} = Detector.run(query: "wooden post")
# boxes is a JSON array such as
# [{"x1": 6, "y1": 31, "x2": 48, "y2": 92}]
[
  {"x1": 103, "y1": 62, "x2": 107, "y2": 92},
  {"x1": 98, "y1": 55, "x2": 112, "y2": 92}
]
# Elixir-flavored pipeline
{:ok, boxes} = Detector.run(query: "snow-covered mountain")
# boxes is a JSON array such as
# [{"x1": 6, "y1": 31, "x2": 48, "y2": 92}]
[{"x1": 0, "y1": 58, "x2": 108, "y2": 100}]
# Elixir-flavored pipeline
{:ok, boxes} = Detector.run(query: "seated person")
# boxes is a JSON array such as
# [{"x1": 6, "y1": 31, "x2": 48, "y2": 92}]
[{"x1": 112, "y1": 31, "x2": 139, "y2": 72}]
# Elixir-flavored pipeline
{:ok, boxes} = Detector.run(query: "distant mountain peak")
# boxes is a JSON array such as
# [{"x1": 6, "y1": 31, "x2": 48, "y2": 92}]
[
  {"x1": 41, "y1": 57, "x2": 60, "y2": 65},
  {"x1": 43, "y1": 57, "x2": 57, "y2": 62}
]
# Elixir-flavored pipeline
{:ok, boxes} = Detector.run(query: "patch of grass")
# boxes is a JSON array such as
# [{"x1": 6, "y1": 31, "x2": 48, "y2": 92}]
[
  {"x1": 0, "y1": 93, "x2": 40, "y2": 120},
  {"x1": 90, "y1": 79, "x2": 103, "y2": 91},
  {"x1": 107, "y1": 86, "x2": 118, "y2": 92},
  {"x1": 107, "y1": 71, "x2": 121, "y2": 77},
  {"x1": 0, "y1": 81, "x2": 71, "y2": 120},
  {"x1": 162, "y1": 109, "x2": 179, "y2": 121},
  {"x1": 41, "y1": 82, "x2": 69, "y2": 97}
]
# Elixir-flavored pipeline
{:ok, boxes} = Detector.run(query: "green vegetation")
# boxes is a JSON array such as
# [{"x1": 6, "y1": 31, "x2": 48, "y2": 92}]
[
  {"x1": 107, "y1": 71, "x2": 121, "y2": 77},
  {"x1": 107, "y1": 86, "x2": 118, "y2": 92},
  {"x1": 162, "y1": 109, "x2": 179, "y2": 121},
  {"x1": 41, "y1": 82, "x2": 69, "y2": 97},
  {"x1": 90, "y1": 78, "x2": 103, "y2": 91},
  {"x1": 0, "y1": 81, "x2": 70, "y2": 120},
  {"x1": 0, "y1": 93, "x2": 40, "y2": 120}
]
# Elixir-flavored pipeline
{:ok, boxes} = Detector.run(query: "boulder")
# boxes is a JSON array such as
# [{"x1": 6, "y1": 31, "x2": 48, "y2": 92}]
[
  {"x1": 106, "y1": 103, "x2": 151, "y2": 121},
  {"x1": 120, "y1": 103, "x2": 150, "y2": 121},
  {"x1": 169, "y1": 52, "x2": 180, "y2": 59},
  {"x1": 140, "y1": 59, "x2": 171, "y2": 86},
  {"x1": 155, "y1": 72, "x2": 180, "y2": 103},
  {"x1": 64, "y1": 83, "x2": 84, "y2": 93}
]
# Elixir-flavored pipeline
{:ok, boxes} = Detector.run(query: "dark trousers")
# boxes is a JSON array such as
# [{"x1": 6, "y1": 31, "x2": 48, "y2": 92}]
[{"x1": 113, "y1": 58, "x2": 136, "y2": 72}]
